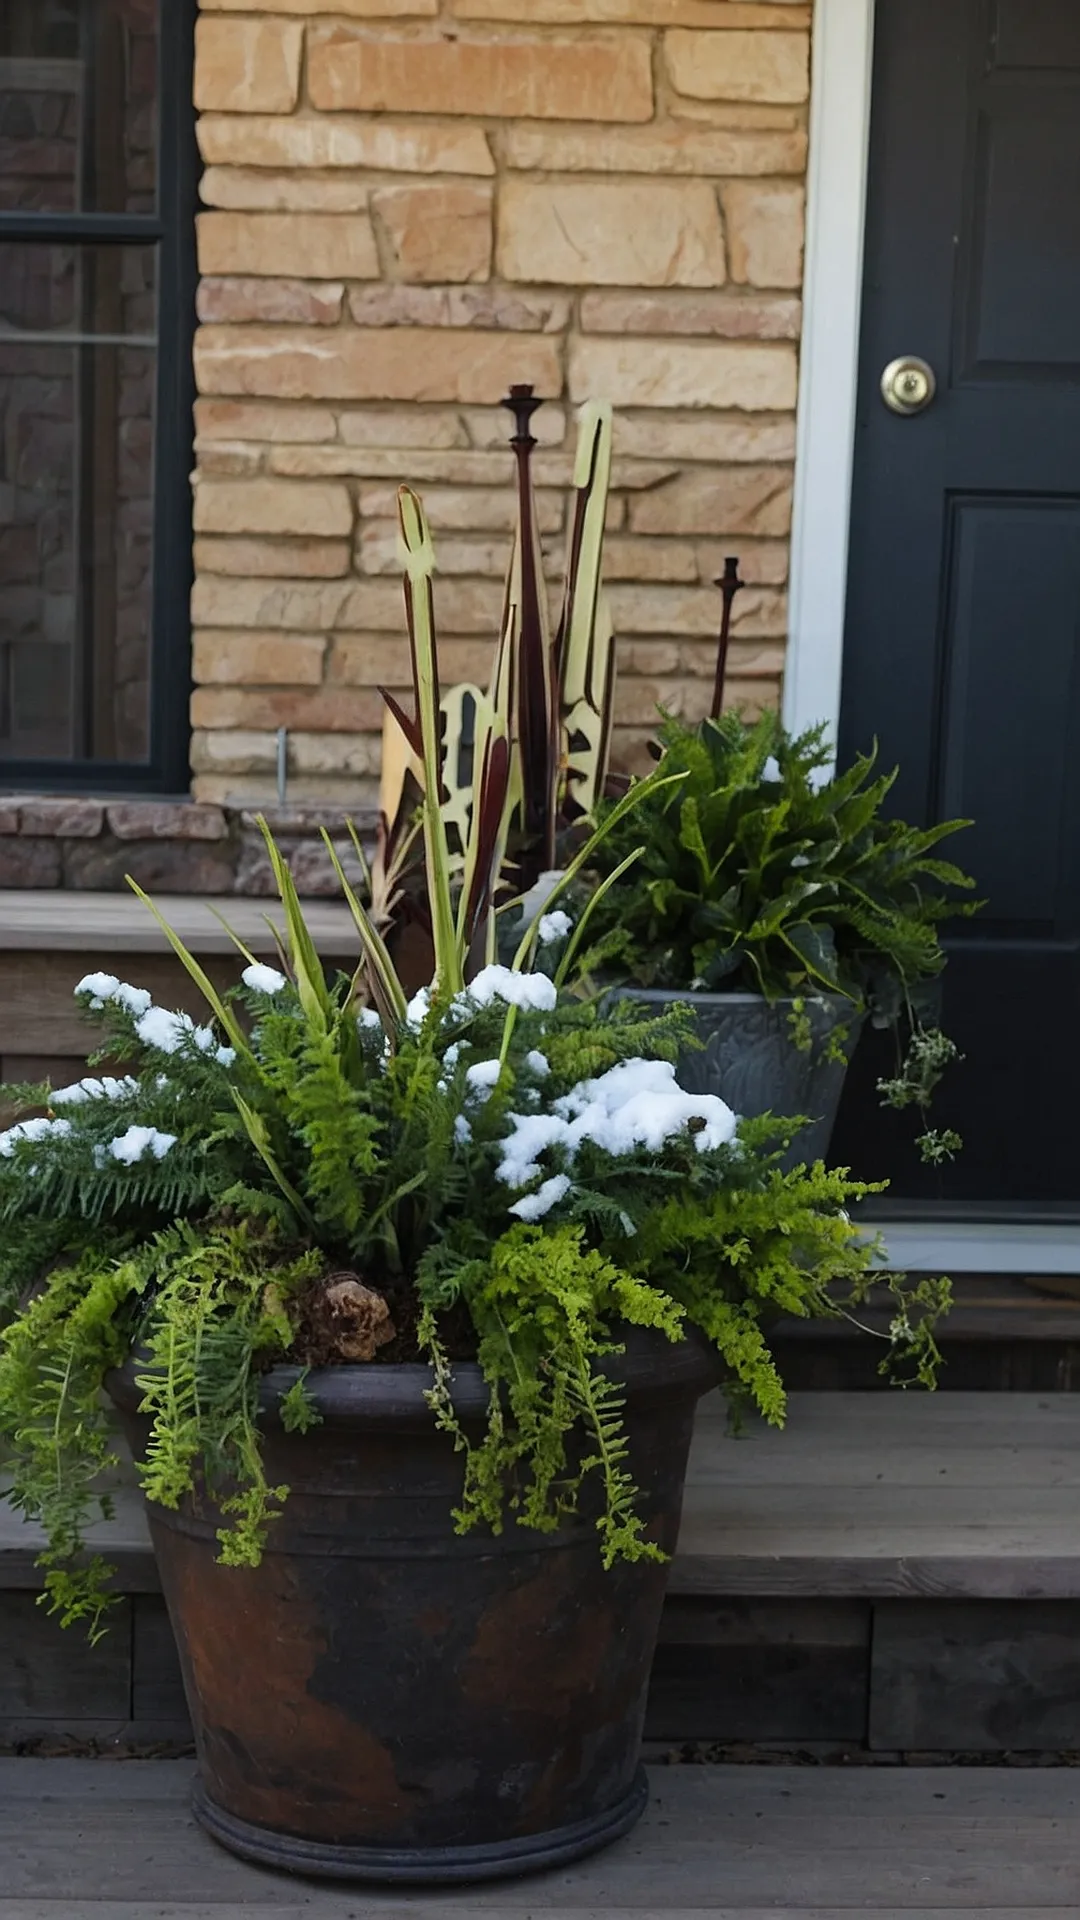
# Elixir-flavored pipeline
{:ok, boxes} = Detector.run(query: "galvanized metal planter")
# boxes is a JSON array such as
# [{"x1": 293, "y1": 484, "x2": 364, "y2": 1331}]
[
  {"x1": 621, "y1": 989, "x2": 862, "y2": 1166},
  {"x1": 108, "y1": 1327, "x2": 718, "y2": 1885}
]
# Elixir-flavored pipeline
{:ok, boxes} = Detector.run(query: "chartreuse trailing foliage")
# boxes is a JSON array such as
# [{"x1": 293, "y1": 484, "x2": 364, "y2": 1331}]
[
  {"x1": 581, "y1": 710, "x2": 980, "y2": 1160},
  {"x1": 0, "y1": 458, "x2": 948, "y2": 1639}
]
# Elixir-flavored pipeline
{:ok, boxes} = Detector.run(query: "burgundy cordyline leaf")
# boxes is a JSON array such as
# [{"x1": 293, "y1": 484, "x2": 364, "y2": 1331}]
[{"x1": 379, "y1": 688, "x2": 423, "y2": 762}]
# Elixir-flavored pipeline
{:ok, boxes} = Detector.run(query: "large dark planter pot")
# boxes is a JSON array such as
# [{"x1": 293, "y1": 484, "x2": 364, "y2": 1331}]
[
  {"x1": 622, "y1": 989, "x2": 862, "y2": 1166},
  {"x1": 107, "y1": 1327, "x2": 718, "y2": 1886}
]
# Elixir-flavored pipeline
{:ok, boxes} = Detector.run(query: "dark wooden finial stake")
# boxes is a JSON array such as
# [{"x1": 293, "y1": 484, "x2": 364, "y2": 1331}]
[
  {"x1": 502, "y1": 383, "x2": 543, "y2": 452},
  {"x1": 710, "y1": 555, "x2": 746, "y2": 720}
]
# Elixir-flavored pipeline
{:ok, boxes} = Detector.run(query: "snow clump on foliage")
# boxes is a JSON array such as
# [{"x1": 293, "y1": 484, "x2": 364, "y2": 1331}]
[{"x1": 242, "y1": 964, "x2": 287, "y2": 996}]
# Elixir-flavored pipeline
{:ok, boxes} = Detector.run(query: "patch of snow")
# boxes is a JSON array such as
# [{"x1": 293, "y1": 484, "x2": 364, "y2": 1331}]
[
  {"x1": 215, "y1": 1047, "x2": 237, "y2": 1069},
  {"x1": 454, "y1": 1115, "x2": 473, "y2": 1145},
  {"x1": 51, "y1": 1075, "x2": 139, "y2": 1106},
  {"x1": 538, "y1": 910, "x2": 572, "y2": 947},
  {"x1": 509, "y1": 1174, "x2": 571, "y2": 1222},
  {"x1": 75, "y1": 971, "x2": 120, "y2": 1007},
  {"x1": 465, "y1": 1058, "x2": 502, "y2": 1102},
  {"x1": 496, "y1": 1057, "x2": 737, "y2": 1196},
  {"x1": 457, "y1": 966, "x2": 557, "y2": 1015},
  {"x1": 0, "y1": 1116, "x2": 73, "y2": 1158},
  {"x1": 526, "y1": 1050, "x2": 551, "y2": 1079},
  {"x1": 761, "y1": 756, "x2": 782, "y2": 783},
  {"x1": 243, "y1": 963, "x2": 287, "y2": 996},
  {"x1": 358, "y1": 1007, "x2": 383, "y2": 1032},
  {"x1": 109, "y1": 1125, "x2": 177, "y2": 1166},
  {"x1": 74, "y1": 974, "x2": 153, "y2": 1018},
  {"x1": 405, "y1": 987, "x2": 431, "y2": 1030},
  {"x1": 134, "y1": 1006, "x2": 217, "y2": 1057},
  {"x1": 112, "y1": 982, "x2": 153, "y2": 1018},
  {"x1": 496, "y1": 1113, "x2": 572, "y2": 1188},
  {"x1": 442, "y1": 1042, "x2": 461, "y2": 1071}
]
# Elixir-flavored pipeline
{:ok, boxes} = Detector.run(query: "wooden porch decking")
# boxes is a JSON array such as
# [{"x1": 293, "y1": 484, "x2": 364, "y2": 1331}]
[{"x1": 2, "y1": 1754, "x2": 1079, "y2": 1914}]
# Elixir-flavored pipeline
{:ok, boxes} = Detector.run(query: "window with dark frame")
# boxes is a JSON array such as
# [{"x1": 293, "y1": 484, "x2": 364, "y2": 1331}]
[{"x1": 0, "y1": 0, "x2": 197, "y2": 794}]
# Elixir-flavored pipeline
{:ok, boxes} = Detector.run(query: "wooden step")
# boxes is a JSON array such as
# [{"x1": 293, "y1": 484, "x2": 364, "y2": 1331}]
[
  {"x1": 0, "y1": 891, "x2": 361, "y2": 1074},
  {"x1": 6, "y1": 1392, "x2": 1080, "y2": 1753},
  {"x1": 3, "y1": 1756, "x2": 1080, "y2": 1913},
  {"x1": 8, "y1": 1391, "x2": 1079, "y2": 1602}
]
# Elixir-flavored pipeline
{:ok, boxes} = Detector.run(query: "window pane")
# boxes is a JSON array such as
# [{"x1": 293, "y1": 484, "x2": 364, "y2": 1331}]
[
  {"x1": 0, "y1": 242, "x2": 157, "y2": 764},
  {"x1": 0, "y1": 0, "x2": 158, "y2": 215}
]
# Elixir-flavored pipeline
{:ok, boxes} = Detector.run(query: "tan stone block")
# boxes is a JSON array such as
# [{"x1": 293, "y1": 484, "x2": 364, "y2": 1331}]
[
  {"x1": 347, "y1": 284, "x2": 569, "y2": 332},
  {"x1": 607, "y1": 583, "x2": 721, "y2": 637},
  {"x1": 192, "y1": 769, "x2": 378, "y2": 806},
  {"x1": 463, "y1": 402, "x2": 566, "y2": 448},
  {"x1": 197, "y1": 115, "x2": 495, "y2": 175},
  {"x1": 608, "y1": 727, "x2": 657, "y2": 778},
  {"x1": 194, "y1": 536, "x2": 352, "y2": 579},
  {"x1": 329, "y1": 636, "x2": 499, "y2": 685},
  {"x1": 197, "y1": 213, "x2": 379, "y2": 282},
  {"x1": 668, "y1": 98, "x2": 800, "y2": 130},
  {"x1": 199, "y1": 168, "x2": 371, "y2": 214},
  {"x1": 203, "y1": 0, "x2": 438, "y2": 13},
  {"x1": 358, "y1": 484, "x2": 563, "y2": 535},
  {"x1": 665, "y1": 29, "x2": 809, "y2": 103},
  {"x1": 339, "y1": 407, "x2": 469, "y2": 449},
  {"x1": 197, "y1": 279, "x2": 346, "y2": 326},
  {"x1": 194, "y1": 17, "x2": 303, "y2": 114},
  {"x1": 614, "y1": 411, "x2": 796, "y2": 462},
  {"x1": 453, "y1": 0, "x2": 808, "y2": 18},
  {"x1": 628, "y1": 465, "x2": 793, "y2": 536},
  {"x1": 193, "y1": 477, "x2": 354, "y2": 538},
  {"x1": 501, "y1": 124, "x2": 806, "y2": 176},
  {"x1": 191, "y1": 578, "x2": 358, "y2": 630},
  {"x1": 195, "y1": 399, "x2": 339, "y2": 444},
  {"x1": 359, "y1": 524, "x2": 517, "y2": 579},
  {"x1": 194, "y1": 440, "x2": 265, "y2": 477},
  {"x1": 497, "y1": 182, "x2": 726, "y2": 289},
  {"x1": 721, "y1": 181, "x2": 805, "y2": 288},
  {"x1": 307, "y1": 28, "x2": 654, "y2": 122},
  {"x1": 619, "y1": 637, "x2": 787, "y2": 678},
  {"x1": 190, "y1": 730, "x2": 280, "y2": 776},
  {"x1": 602, "y1": 537, "x2": 699, "y2": 583},
  {"x1": 536, "y1": 451, "x2": 682, "y2": 491},
  {"x1": 569, "y1": 338, "x2": 797, "y2": 410},
  {"x1": 286, "y1": 736, "x2": 382, "y2": 780},
  {"x1": 268, "y1": 447, "x2": 515, "y2": 481},
  {"x1": 194, "y1": 325, "x2": 563, "y2": 404},
  {"x1": 694, "y1": 537, "x2": 789, "y2": 586},
  {"x1": 580, "y1": 289, "x2": 800, "y2": 339},
  {"x1": 193, "y1": 631, "x2": 328, "y2": 685},
  {"x1": 193, "y1": 687, "x2": 387, "y2": 733},
  {"x1": 612, "y1": 671, "x2": 779, "y2": 728},
  {"x1": 372, "y1": 184, "x2": 493, "y2": 285}
]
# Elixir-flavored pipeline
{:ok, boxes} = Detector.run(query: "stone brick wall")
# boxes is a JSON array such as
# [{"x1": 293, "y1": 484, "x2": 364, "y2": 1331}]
[
  {"x1": 0, "y1": 795, "x2": 374, "y2": 895},
  {"x1": 190, "y1": 0, "x2": 810, "y2": 808}
]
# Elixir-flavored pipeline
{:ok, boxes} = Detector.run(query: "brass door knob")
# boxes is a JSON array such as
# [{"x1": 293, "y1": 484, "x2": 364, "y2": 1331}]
[{"x1": 881, "y1": 356, "x2": 937, "y2": 415}]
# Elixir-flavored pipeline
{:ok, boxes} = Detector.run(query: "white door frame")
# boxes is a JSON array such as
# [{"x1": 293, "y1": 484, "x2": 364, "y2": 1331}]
[{"x1": 783, "y1": 0, "x2": 878, "y2": 746}]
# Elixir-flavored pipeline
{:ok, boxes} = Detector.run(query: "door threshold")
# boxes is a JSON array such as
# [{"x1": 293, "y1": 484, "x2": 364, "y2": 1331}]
[{"x1": 866, "y1": 1219, "x2": 1080, "y2": 1275}]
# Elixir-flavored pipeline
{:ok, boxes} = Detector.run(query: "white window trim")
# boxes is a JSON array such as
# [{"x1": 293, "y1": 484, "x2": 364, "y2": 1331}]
[{"x1": 783, "y1": 0, "x2": 878, "y2": 747}]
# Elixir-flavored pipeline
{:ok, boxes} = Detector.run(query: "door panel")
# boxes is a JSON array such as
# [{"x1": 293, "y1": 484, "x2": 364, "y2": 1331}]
[
  {"x1": 962, "y1": 101, "x2": 1080, "y2": 373},
  {"x1": 994, "y1": 0, "x2": 1080, "y2": 69},
  {"x1": 832, "y1": 0, "x2": 1080, "y2": 1205}
]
